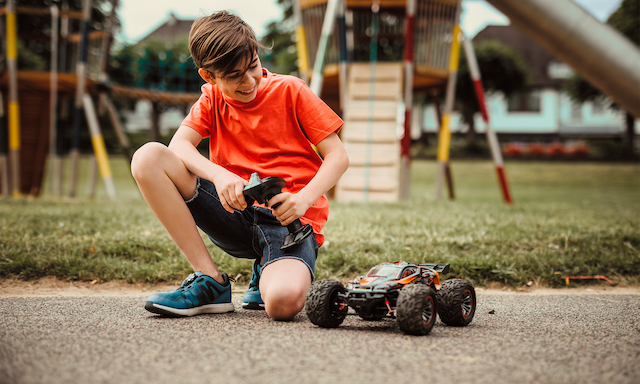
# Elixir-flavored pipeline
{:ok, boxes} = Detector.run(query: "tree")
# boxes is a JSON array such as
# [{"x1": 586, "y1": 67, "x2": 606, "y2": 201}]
[
  {"x1": 110, "y1": 37, "x2": 202, "y2": 141},
  {"x1": 455, "y1": 40, "x2": 530, "y2": 145},
  {"x1": 563, "y1": 0, "x2": 639, "y2": 154},
  {"x1": 260, "y1": 0, "x2": 297, "y2": 76}
]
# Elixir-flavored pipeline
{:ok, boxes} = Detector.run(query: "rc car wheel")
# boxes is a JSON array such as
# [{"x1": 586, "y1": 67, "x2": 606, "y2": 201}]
[
  {"x1": 437, "y1": 279, "x2": 476, "y2": 326},
  {"x1": 396, "y1": 284, "x2": 437, "y2": 335},
  {"x1": 305, "y1": 280, "x2": 348, "y2": 328}
]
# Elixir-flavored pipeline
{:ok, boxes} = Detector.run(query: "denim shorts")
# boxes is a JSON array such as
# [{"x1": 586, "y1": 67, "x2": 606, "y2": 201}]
[{"x1": 185, "y1": 177, "x2": 318, "y2": 278}]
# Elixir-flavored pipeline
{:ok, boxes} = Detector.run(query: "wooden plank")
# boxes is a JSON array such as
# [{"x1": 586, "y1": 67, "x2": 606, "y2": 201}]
[
  {"x1": 348, "y1": 62, "x2": 403, "y2": 82},
  {"x1": 335, "y1": 189, "x2": 399, "y2": 202},
  {"x1": 335, "y1": 62, "x2": 405, "y2": 202},
  {"x1": 348, "y1": 81, "x2": 402, "y2": 101},
  {"x1": 338, "y1": 165, "x2": 399, "y2": 191},
  {"x1": 341, "y1": 120, "x2": 399, "y2": 143},
  {"x1": 344, "y1": 100, "x2": 398, "y2": 121},
  {"x1": 343, "y1": 142, "x2": 400, "y2": 166}
]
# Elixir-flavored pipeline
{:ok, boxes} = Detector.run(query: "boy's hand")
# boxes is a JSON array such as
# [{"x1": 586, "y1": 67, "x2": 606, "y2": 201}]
[
  {"x1": 267, "y1": 192, "x2": 312, "y2": 226},
  {"x1": 213, "y1": 171, "x2": 248, "y2": 213}
]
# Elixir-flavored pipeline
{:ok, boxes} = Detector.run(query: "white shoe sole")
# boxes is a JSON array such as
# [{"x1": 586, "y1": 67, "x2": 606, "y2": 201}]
[{"x1": 147, "y1": 302, "x2": 235, "y2": 317}]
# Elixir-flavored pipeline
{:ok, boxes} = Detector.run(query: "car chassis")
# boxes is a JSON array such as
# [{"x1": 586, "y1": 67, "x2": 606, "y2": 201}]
[{"x1": 305, "y1": 262, "x2": 476, "y2": 335}]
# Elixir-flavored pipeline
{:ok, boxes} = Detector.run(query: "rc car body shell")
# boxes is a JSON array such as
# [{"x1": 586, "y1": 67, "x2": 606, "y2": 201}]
[
  {"x1": 340, "y1": 262, "x2": 448, "y2": 318},
  {"x1": 305, "y1": 261, "x2": 476, "y2": 335}
]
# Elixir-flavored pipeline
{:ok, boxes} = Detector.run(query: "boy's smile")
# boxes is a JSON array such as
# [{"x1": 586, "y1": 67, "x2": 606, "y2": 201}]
[
  {"x1": 199, "y1": 55, "x2": 266, "y2": 103},
  {"x1": 236, "y1": 84, "x2": 256, "y2": 97}
]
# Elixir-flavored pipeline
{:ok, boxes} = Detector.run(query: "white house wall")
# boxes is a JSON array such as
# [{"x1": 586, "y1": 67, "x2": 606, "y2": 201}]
[
  {"x1": 421, "y1": 88, "x2": 638, "y2": 135},
  {"x1": 122, "y1": 100, "x2": 187, "y2": 136},
  {"x1": 487, "y1": 89, "x2": 558, "y2": 133}
]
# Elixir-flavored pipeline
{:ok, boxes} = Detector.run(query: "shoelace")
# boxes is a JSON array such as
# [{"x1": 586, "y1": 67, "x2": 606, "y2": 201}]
[
  {"x1": 178, "y1": 272, "x2": 198, "y2": 291},
  {"x1": 179, "y1": 272, "x2": 235, "y2": 291}
]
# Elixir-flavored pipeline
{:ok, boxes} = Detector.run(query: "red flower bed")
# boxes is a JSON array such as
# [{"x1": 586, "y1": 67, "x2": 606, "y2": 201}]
[
  {"x1": 526, "y1": 143, "x2": 547, "y2": 157},
  {"x1": 503, "y1": 143, "x2": 525, "y2": 157}
]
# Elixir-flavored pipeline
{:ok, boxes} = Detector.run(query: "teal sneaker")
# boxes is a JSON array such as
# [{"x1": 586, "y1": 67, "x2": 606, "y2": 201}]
[
  {"x1": 242, "y1": 259, "x2": 264, "y2": 310},
  {"x1": 145, "y1": 271, "x2": 235, "y2": 317}
]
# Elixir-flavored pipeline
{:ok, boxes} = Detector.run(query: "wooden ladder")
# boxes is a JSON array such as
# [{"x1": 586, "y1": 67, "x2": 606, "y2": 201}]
[{"x1": 335, "y1": 62, "x2": 403, "y2": 201}]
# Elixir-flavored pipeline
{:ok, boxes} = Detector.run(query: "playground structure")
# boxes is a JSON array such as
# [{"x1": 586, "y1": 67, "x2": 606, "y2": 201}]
[
  {"x1": 0, "y1": 0, "x2": 116, "y2": 198},
  {"x1": 295, "y1": 0, "x2": 510, "y2": 202},
  {"x1": 0, "y1": 0, "x2": 201, "y2": 199},
  {"x1": 295, "y1": 0, "x2": 640, "y2": 202},
  {"x1": 2, "y1": 0, "x2": 638, "y2": 202}
]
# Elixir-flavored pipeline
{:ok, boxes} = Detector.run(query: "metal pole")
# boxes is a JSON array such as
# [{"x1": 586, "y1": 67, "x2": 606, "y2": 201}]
[
  {"x1": 101, "y1": 95, "x2": 131, "y2": 162},
  {"x1": 54, "y1": 0, "x2": 70, "y2": 196},
  {"x1": 0, "y1": 91, "x2": 7, "y2": 197},
  {"x1": 434, "y1": 5, "x2": 462, "y2": 201},
  {"x1": 6, "y1": 0, "x2": 21, "y2": 197},
  {"x1": 309, "y1": 0, "x2": 340, "y2": 96},
  {"x1": 363, "y1": 0, "x2": 381, "y2": 201},
  {"x1": 89, "y1": 0, "x2": 118, "y2": 198},
  {"x1": 462, "y1": 33, "x2": 512, "y2": 204},
  {"x1": 0, "y1": 11, "x2": 7, "y2": 197},
  {"x1": 486, "y1": 0, "x2": 640, "y2": 118},
  {"x1": 293, "y1": 0, "x2": 310, "y2": 84},
  {"x1": 49, "y1": 5, "x2": 60, "y2": 196},
  {"x1": 69, "y1": 0, "x2": 92, "y2": 197},
  {"x1": 83, "y1": 95, "x2": 116, "y2": 201},
  {"x1": 400, "y1": 0, "x2": 416, "y2": 201},
  {"x1": 431, "y1": 93, "x2": 455, "y2": 201},
  {"x1": 99, "y1": 0, "x2": 118, "y2": 89},
  {"x1": 60, "y1": 0, "x2": 69, "y2": 72},
  {"x1": 98, "y1": 0, "x2": 129, "y2": 163}
]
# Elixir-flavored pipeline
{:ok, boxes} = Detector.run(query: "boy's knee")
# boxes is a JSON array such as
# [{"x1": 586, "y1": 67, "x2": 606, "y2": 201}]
[
  {"x1": 131, "y1": 142, "x2": 167, "y2": 181},
  {"x1": 264, "y1": 287, "x2": 306, "y2": 321}
]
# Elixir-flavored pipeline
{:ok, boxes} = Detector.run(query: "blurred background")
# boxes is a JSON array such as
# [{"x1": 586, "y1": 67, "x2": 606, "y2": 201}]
[{"x1": 0, "y1": 0, "x2": 638, "y2": 287}]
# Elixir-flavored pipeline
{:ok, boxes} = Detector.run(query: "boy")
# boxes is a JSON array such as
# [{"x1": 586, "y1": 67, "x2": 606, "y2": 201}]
[{"x1": 131, "y1": 11, "x2": 348, "y2": 321}]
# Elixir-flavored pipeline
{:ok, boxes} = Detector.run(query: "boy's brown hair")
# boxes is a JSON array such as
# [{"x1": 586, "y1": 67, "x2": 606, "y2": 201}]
[{"x1": 189, "y1": 11, "x2": 259, "y2": 79}]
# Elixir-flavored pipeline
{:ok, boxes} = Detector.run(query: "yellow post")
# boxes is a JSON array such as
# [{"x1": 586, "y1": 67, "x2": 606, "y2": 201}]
[
  {"x1": 434, "y1": 20, "x2": 462, "y2": 201},
  {"x1": 6, "y1": 0, "x2": 21, "y2": 197},
  {"x1": 293, "y1": 0, "x2": 310, "y2": 83},
  {"x1": 83, "y1": 95, "x2": 116, "y2": 201}
]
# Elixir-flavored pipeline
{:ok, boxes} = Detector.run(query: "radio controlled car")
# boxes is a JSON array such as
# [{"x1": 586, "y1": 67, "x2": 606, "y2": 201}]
[{"x1": 305, "y1": 261, "x2": 476, "y2": 335}]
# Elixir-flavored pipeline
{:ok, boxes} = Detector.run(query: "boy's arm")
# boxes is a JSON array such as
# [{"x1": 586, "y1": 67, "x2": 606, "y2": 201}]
[
  {"x1": 169, "y1": 125, "x2": 248, "y2": 213},
  {"x1": 268, "y1": 132, "x2": 349, "y2": 226}
]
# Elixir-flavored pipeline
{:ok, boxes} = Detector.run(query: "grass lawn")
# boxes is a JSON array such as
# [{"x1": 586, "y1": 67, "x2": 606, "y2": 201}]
[{"x1": 1, "y1": 156, "x2": 638, "y2": 288}]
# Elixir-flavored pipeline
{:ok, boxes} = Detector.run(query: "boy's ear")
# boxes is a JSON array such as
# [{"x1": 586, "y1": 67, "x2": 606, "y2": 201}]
[{"x1": 198, "y1": 68, "x2": 215, "y2": 85}]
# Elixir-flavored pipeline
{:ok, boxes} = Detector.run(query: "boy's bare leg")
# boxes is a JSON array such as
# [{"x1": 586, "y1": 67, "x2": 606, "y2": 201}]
[
  {"x1": 259, "y1": 258, "x2": 312, "y2": 321},
  {"x1": 131, "y1": 142, "x2": 223, "y2": 283}
]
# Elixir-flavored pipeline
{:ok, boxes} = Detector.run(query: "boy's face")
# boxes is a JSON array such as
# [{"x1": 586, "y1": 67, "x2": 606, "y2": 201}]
[{"x1": 200, "y1": 54, "x2": 265, "y2": 103}]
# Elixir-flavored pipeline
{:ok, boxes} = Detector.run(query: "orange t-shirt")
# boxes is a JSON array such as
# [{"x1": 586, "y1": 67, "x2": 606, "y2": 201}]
[{"x1": 181, "y1": 70, "x2": 343, "y2": 246}]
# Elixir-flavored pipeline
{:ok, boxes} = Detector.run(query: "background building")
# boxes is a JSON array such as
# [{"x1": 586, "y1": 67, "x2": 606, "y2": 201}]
[{"x1": 421, "y1": 24, "x2": 639, "y2": 139}]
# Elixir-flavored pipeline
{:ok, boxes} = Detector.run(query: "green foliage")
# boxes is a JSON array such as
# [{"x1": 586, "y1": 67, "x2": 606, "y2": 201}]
[
  {"x1": 455, "y1": 40, "x2": 531, "y2": 123},
  {"x1": 607, "y1": 0, "x2": 640, "y2": 45},
  {"x1": 16, "y1": 40, "x2": 46, "y2": 71},
  {"x1": 260, "y1": 0, "x2": 297, "y2": 75},
  {"x1": 261, "y1": 21, "x2": 298, "y2": 76},
  {"x1": 562, "y1": 74, "x2": 603, "y2": 104},
  {"x1": 277, "y1": 0, "x2": 295, "y2": 21},
  {"x1": 1, "y1": 157, "x2": 638, "y2": 288},
  {"x1": 109, "y1": 37, "x2": 203, "y2": 92}
]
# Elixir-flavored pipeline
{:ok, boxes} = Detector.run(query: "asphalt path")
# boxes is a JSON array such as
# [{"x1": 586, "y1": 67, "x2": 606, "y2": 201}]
[{"x1": 1, "y1": 289, "x2": 639, "y2": 384}]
